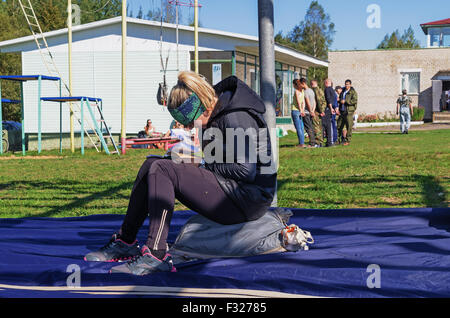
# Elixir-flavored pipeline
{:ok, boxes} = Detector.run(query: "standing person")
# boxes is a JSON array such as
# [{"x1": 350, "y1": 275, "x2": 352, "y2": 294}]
[
  {"x1": 291, "y1": 79, "x2": 306, "y2": 148},
  {"x1": 323, "y1": 79, "x2": 336, "y2": 147},
  {"x1": 84, "y1": 73, "x2": 277, "y2": 275},
  {"x1": 311, "y1": 79, "x2": 326, "y2": 147},
  {"x1": 300, "y1": 78, "x2": 316, "y2": 147},
  {"x1": 396, "y1": 89, "x2": 414, "y2": 134},
  {"x1": 334, "y1": 86, "x2": 342, "y2": 144},
  {"x1": 338, "y1": 79, "x2": 358, "y2": 146}
]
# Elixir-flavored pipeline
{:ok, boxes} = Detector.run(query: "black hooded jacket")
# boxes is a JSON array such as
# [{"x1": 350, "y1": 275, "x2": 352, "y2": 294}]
[{"x1": 202, "y1": 76, "x2": 277, "y2": 221}]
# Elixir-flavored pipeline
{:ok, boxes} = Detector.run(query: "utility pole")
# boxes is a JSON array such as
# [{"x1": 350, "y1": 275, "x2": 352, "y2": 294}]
[
  {"x1": 194, "y1": 0, "x2": 199, "y2": 73},
  {"x1": 67, "y1": 0, "x2": 74, "y2": 153},
  {"x1": 175, "y1": 1, "x2": 179, "y2": 71},
  {"x1": 258, "y1": 0, "x2": 278, "y2": 206},
  {"x1": 121, "y1": 0, "x2": 127, "y2": 154}
]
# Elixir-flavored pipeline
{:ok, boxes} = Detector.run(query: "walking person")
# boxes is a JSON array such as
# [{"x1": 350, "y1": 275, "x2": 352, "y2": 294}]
[
  {"x1": 300, "y1": 78, "x2": 316, "y2": 147},
  {"x1": 311, "y1": 79, "x2": 326, "y2": 147},
  {"x1": 323, "y1": 79, "x2": 336, "y2": 147},
  {"x1": 337, "y1": 79, "x2": 358, "y2": 146},
  {"x1": 291, "y1": 79, "x2": 306, "y2": 148},
  {"x1": 397, "y1": 89, "x2": 414, "y2": 134},
  {"x1": 84, "y1": 72, "x2": 277, "y2": 275}
]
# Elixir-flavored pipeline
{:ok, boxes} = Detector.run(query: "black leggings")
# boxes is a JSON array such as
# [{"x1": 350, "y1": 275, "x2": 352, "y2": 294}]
[{"x1": 119, "y1": 157, "x2": 246, "y2": 251}]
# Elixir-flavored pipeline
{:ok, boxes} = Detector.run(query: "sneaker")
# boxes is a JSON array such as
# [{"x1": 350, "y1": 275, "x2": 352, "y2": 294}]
[
  {"x1": 109, "y1": 245, "x2": 177, "y2": 275},
  {"x1": 84, "y1": 234, "x2": 141, "y2": 262}
]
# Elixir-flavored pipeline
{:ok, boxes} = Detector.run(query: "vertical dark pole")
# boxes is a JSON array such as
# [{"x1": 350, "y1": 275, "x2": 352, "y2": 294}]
[
  {"x1": 59, "y1": 80, "x2": 62, "y2": 154},
  {"x1": 20, "y1": 81, "x2": 25, "y2": 155},
  {"x1": 231, "y1": 51, "x2": 236, "y2": 76},
  {"x1": 0, "y1": 80, "x2": 3, "y2": 154},
  {"x1": 244, "y1": 53, "x2": 247, "y2": 84},
  {"x1": 258, "y1": 0, "x2": 278, "y2": 206}
]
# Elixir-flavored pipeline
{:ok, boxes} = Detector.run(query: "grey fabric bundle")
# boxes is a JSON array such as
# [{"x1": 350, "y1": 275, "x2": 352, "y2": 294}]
[{"x1": 169, "y1": 208, "x2": 313, "y2": 265}]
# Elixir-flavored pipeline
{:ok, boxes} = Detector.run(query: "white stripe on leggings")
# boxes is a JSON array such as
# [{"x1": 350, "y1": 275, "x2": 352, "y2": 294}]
[{"x1": 153, "y1": 209, "x2": 168, "y2": 250}]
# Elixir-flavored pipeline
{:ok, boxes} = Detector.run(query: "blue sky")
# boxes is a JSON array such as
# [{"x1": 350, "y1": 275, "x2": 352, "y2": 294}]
[{"x1": 128, "y1": 0, "x2": 450, "y2": 50}]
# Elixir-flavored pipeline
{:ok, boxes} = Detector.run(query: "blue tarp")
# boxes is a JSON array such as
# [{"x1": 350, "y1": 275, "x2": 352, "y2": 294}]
[{"x1": 0, "y1": 208, "x2": 449, "y2": 298}]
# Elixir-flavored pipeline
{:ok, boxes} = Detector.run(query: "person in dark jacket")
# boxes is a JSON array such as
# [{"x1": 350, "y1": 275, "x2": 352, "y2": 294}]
[
  {"x1": 323, "y1": 79, "x2": 336, "y2": 147},
  {"x1": 338, "y1": 79, "x2": 358, "y2": 146},
  {"x1": 84, "y1": 72, "x2": 277, "y2": 276}
]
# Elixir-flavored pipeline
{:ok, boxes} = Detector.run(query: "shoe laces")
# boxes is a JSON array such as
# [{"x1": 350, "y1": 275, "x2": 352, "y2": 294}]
[
  {"x1": 127, "y1": 253, "x2": 146, "y2": 266},
  {"x1": 100, "y1": 234, "x2": 118, "y2": 251}
]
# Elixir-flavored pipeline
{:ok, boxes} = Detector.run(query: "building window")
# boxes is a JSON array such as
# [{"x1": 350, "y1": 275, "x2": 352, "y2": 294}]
[
  {"x1": 428, "y1": 27, "x2": 450, "y2": 47},
  {"x1": 443, "y1": 27, "x2": 450, "y2": 47},
  {"x1": 250, "y1": 69, "x2": 258, "y2": 93},
  {"x1": 429, "y1": 27, "x2": 441, "y2": 47},
  {"x1": 400, "y1": 72, "x2": 420, "y2": 95}
]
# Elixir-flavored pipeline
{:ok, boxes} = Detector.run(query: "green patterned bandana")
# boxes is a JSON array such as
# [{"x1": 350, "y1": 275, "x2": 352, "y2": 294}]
[{"x1": 168, "y1": 92, "x2": 207, "y2": 126}]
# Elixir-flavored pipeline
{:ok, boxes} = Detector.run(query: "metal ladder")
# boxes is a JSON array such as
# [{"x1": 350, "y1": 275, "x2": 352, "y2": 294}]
[
  {"x1": 92, "y1": 100, "x2": 119, "y2": 155},
  {"x1": 18, "y1": 0, "x2": 119, "y2": 155}
]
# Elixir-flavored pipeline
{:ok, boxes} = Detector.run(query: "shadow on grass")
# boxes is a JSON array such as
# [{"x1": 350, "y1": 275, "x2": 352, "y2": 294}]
[
  {"x1": 277, "y1": 174, "x2": 448, "y2": 208},
  {"x1": 415, "y1": 175, "x2": 448, "y2": 208},
  {"x1": 0, "y1": 180, "x2": 132, "y2": 218}
]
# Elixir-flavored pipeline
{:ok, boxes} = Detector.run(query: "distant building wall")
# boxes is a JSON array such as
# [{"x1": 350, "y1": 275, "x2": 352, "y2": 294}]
[{"x1": 329, "y1": 48, "x2": 450, "y2": 121}]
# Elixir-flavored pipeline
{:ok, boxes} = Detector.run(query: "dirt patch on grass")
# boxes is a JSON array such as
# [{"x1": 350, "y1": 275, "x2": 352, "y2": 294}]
[{"x1": 380, "y1": 196, "x2": 403, "y2": 205}]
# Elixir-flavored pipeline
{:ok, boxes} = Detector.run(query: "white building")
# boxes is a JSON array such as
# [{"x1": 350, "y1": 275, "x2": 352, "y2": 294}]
[{"x1": 0, "y1": 16, "x2": 328, "y2": 149}]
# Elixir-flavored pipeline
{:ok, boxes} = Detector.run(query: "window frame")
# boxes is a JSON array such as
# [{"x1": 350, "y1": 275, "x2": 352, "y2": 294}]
[{"x1": 398, "y1": 69, "x2": 421, "y2": 95}]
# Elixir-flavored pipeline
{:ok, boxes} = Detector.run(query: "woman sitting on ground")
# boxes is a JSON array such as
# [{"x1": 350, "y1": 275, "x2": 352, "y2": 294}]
[{"x1": 84, "y1": 71, "x2": 277, "y2": 275}]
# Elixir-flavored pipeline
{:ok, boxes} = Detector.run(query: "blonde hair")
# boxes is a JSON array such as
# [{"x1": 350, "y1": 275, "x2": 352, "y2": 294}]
[{"x1": 168, "y1": 71, "x2": 217, "y2": 111}]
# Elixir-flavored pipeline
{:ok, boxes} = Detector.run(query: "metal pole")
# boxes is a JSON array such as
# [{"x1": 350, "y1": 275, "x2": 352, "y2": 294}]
[
  {"x1": 68, "y1": 0, "x2": 74, "y2": 153},
  {"x1": 20, "y1": 81, "x2": 25, "y2": 155},
  {"x1": 80, "y1": 98, "x2": 84, "y2": 155},
  {"x1": 194, "y1": 0, "x2": 199, "y2": 73},
  {"x1": 38, "y1": 75, "x2": 42, "y2": 154},
  {"x1": 121, "y1": 0, "x2": 127, "y2": 154},
  {"x1": 258, "y1": 0, "x2": 278, "y2": 206},
  {"x1": 231, "y1": 51, "x2": 236, "y2": 76},
  {"x1": 176, "y1": 1, "x2": 179, "y2": 71},
  {"x1": 0, "y1": 81, "x2": 3, "y2": 154},
  {"x1": 59, "y1": 80, "x2": 62, "y2": 153}
]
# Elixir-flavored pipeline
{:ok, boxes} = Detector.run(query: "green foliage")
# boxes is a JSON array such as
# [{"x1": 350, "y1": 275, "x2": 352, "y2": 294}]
[
  {"x1": 275, "y1": 1, "x2": 335, "y2": 86},
  {"x1": 377, "y1": 26, "x2": 421, "y2": 49},
  {"x1": 412, "y1": 107, "x2": 425, "y2": 121}
]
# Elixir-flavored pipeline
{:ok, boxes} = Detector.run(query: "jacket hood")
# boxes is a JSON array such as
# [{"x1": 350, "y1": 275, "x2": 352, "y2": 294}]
[{"x1": 211, "y1": 76, "x2": 266, "y2": 120}]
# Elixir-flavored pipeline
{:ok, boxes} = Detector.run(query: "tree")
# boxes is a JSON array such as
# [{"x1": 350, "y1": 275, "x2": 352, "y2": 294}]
[
  {"x1": 144, "y1": 0, "x2": 177, "y2": 24},
  {"x1": 136, "y1": 5, "x2": 144, "y2": 19},
  {"x1": 275, "y1": 1, "x2": 335, "y2": 86},
  {"x1": 377, "y1": 26, "x2": 421, "y2": 49}
]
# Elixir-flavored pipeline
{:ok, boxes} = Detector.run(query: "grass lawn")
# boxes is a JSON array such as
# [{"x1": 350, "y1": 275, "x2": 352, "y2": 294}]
[{"x1": 0, "y1": 129, "x2": 448, "y2": 218}]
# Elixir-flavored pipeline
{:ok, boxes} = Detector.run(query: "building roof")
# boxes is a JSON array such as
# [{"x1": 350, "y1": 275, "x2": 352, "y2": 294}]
[
  {"x1": 420, "y1": 18, "x2": 450, "y2": 34},
  {"x1": 0, "y1": 16, "x2": 328, "y2": 68}
]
